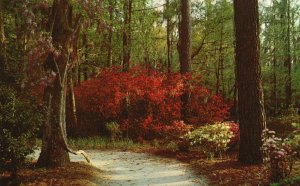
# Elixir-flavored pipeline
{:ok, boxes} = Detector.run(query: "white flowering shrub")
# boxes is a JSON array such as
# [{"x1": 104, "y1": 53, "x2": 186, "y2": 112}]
[
  {"x1": 261, "y1": 129, "x2": 297, "y2": 182},
  {"x1": 184, "y1": 122, "x2": 234, "y2": 158}
]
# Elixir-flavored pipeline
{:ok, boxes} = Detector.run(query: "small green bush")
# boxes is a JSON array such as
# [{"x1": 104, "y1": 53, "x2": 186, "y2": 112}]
[
  {"x1": 0, "y1": 85, "x2": 44, "y2": 178},
  {"x1": 184, "y1": 122, "x2": 233, "y2": 158},
  {"x1": 286, "y1": 123, "x2": 300, "y2": 157},
  {"x1": 105, "y1": 121, "x2": 121, "y2": 141},
  {"x1": 166, "y1": 141, "x2": 178, "y2": 152}
]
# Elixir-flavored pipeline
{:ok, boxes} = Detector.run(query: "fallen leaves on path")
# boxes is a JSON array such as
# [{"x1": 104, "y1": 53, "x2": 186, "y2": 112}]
[
  {"x1": 147, "y1": 149, "x2": 300, "y2": 186},
  {"x1": 19, "y1": 161, "x2": 102, "y2": 186}
]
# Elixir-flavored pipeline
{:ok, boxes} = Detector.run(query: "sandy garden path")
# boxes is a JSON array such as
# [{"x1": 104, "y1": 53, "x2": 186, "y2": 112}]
[{"x1": 32, "y1": 150, "x2": 209, "y2": 186}]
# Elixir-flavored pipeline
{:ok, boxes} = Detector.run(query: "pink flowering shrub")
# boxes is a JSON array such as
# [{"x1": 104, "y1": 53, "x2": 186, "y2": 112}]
[{"x1": 261, "y1": 129, "x2": 297, "y2": 182}]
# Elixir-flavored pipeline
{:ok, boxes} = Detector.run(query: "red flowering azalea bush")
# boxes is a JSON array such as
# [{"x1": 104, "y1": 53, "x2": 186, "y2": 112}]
[
  {"x1": 74, "y1": 66, "x2": 230, "y2": 139},
  {"x1": 189, "y1": 88, "x2": 227, "y2": 124}
]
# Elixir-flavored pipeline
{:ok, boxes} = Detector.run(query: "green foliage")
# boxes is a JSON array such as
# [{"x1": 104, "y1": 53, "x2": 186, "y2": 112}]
[
  {"x1": 166, "y1": 141, "x2": 178, "y2": 152},
  {"x1": 268, "y1": 108, "x2": 300, "y2": 138},
  {"x1": 286, "y1": 123, "x2": 300, "y2": 157},
  {"x1": 68, "y1": 137, "x2": 142, "y2": 150},
  {"x1": 184, "y1": 122, "x2": 234, "y2": 158},
  {"x1": 105, "y1": 121, "x2": 121, "y2": 141},
  {"x1": 0, "y1": 85, "x2": 44, "y2": 176},
  {"x1": 260, "y1": 0, "x2": 300, "y2": 115},
  {"x1": 270, "y1": 176, "x2": 300, "y2": 186},
  {"x1": 151, "y1": 139, "x2": 161, "y2": 149}
]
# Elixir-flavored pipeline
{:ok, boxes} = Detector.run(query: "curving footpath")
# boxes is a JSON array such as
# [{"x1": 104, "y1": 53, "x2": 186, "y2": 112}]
[{"x1": 32, "y1": 150, "x2": 209, "y2": 186}]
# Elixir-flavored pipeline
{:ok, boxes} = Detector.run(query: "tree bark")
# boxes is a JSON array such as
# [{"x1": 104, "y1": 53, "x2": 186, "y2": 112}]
[
  {"x1": 37, "y1": 0, "x2": 89, "y2": 167},
  {"x1": 272, "y1": 43, "x2": 278, "y2": 115},
  {"x1": 69, "y1": 72, "x2": 78, "y2": 132},
  {"x1": 107, "y1": 0, "x2": 115, "y2": 67},
  {"x1": 0, "y1": 0, "x2": 7, "y2": 74},
  {"x1": 284, "y1": 0, "x2": 292, "y2": 109},
  {"x1": 179, "y1": 0, "x2": 191, "y2": 74},
  {"x1": 166, "y1": 0, "x2": 172, "y2": 73},
  {"x1": 233, "y1": 0, "x2": 266, "y2": 164},
  {"x1": 216, "y1": 20, "x2": 224, "y2": 95},
  {"x1": 272, "y1": 14, "x2": 278, "y2": 115},
  {"x1": 179, "y1": 0, "x2": 192, "y2": 121},
  {"x1": 77, "y1": 64, "x2": 81, "y2": 85},
  {"x1": 38, "y1": 70, "x2": 71, "y2": 167},
  {"x1": 123, "y1": 0, "x2": 132, "y2": 71}
]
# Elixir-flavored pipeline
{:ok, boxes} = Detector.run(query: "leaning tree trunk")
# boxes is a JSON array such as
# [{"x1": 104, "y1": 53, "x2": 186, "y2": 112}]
[
  {"x1": 234, "y1": 0, "x2": 266, "y2": 164},
  {"x1": 37, "y1": 0, "x2": 89, "y2": 167}
]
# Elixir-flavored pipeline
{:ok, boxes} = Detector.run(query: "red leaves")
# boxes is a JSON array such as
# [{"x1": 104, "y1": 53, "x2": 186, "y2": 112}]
[
  {"x1": 75, "y1": 66, "x2": 230, "y2": 139},
  {"x1": 189, "y1": 86, "x2": 230, "y2": 125}
]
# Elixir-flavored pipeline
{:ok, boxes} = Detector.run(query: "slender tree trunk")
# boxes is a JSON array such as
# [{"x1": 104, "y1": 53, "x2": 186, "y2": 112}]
[
  {"x1": 272, "y1": 50, "x2": 278, "y2": 114},
  {"x1": 216, "y1": 11, "x2": 225, "y2": 95},
  {"x1": 284, "y1": 0, "x2": 292, "y2": 108},
  {"x1": 179, "y1": 0, "x2": 191, "y2": 74},
  {"x1": 123, "y1": 0, "x2": 132, "y2": 71},
  {"x1": 83, "y1": 67, "x2": 88, "y2": 81},
  {"x1": 272, "y1": 33, "x2": 278, "y2": 115},
  {"x1": 77, "y1": 64, "x2": 81, "y2": 85},
  {"x1": 166, "y1": 0, "x2": 172, "y2": 73},
  {"x1": 0, "y1": 0, "x2": 7, "y2": 74},
  {"x1": 232, "y1": 37, "x2": 238, "y2": 122},
  {"x1": 220, "y1": 54, "x2": 225, "y2": 97},
  {"x1": 82, "y1": 33, "x2": 89, "y2": 80},
  {"x1": 216, "y1": 51, "x2": 220, "y2": 94},
  {"x1": 69, "y1": 73, "x2": 78, "y2": 133},
  {"x1": 234, "y1": 0, "x2": 266, "y2": 164},
  {"x1": 179, "y1": 0, "x2": 191, "y2": 121},
  {"x1": 107, "y1": 0, "x2": 115, "y2": 67},
  {"x1": 291, "y1": 10, "x2": 297, "y2": 68}
]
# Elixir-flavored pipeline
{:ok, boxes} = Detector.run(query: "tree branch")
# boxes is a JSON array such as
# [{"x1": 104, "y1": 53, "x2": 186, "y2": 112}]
[{"x1": 191, "y1": 35, "x2": 206, "y2": 60}]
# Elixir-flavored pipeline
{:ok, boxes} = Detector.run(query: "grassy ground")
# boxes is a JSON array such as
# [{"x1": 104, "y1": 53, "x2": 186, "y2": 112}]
[{"x1": 68, "y1": 137, "x2": 144, "y2": 150}]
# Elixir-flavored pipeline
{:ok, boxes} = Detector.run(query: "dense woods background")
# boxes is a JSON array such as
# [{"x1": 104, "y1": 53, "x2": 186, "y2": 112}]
[
  {"x1": 1, "y1": 0, "x2": 299, "y2": 113},
  {"x1": 0, "y1": 0, "x2": 300, "y2": 181}
]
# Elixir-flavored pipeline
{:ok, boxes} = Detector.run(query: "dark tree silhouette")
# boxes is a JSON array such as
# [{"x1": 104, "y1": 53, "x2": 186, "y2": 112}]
[
  {"x1": 179, "y1": 0, "x2": 191, "y2": 121},
  {"x1": 233, "y1": 0, "x2": 266, "y2": 164}
]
